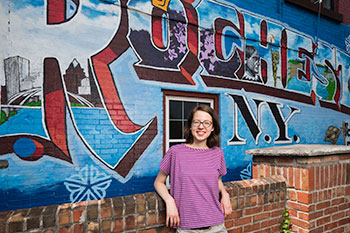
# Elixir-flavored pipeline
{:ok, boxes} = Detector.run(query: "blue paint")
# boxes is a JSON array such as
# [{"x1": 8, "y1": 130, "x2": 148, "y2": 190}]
[{"x1": 13, "y1": 138, "x2": 36, "y2": 158}]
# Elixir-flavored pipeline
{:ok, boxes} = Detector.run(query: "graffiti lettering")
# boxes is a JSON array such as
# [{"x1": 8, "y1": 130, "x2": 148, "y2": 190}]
[{"x1": 228, "y1": 94, "x2": 300, "y2": 145}]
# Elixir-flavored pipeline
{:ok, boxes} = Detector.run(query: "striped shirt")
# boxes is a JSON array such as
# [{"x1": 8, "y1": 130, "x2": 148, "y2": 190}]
[{"x1": 159, "y1": 144, "x2": 227, "y2": 229}]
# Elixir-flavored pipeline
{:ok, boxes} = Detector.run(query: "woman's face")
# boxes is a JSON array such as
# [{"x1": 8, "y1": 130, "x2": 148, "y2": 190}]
[{"x1": 190, "y1": 110, "x2": 214, "y2": 145}]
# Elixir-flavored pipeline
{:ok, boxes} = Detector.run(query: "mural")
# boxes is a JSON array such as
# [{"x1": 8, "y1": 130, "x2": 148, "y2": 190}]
[{"x1": 0, "y1": 0, "x2": 349, "y2": 211}]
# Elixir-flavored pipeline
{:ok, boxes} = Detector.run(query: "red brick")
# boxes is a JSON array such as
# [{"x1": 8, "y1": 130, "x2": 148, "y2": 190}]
[
  {"x1": 252, "y1": 165, "x2": 258, "y2": 179},
  {"x1": 226, "y1": 210, "x2": 242, "y2": 219},
  {"x1": 334, "y1": 165, "x2": 338, "y2": 187},
  {"x1": 345, "y1": 186, "x2": 350, "y2": 195},
  {"x1": 289, "y1": 190, "x2": 296, "y2": 201},
  {"x1": 282, "y1": 167, "x2": 288, "y2": 182},
  {"x1": 113, "y1": 217, "x2": 124, "y2": 232},
  {"x1": 243, "y1": 222, "x2": 260, "y2": 232},
  {"x1": 316, "y1": 215, "x2": 331, "y2": 226},
  {"x1": 324, "y1": 206, "x2": 338, "y2": 215},
  {"x1": 330, "y1": 165, "x2": 334, "y2": 188},
  {"x1": 59, "y1": 226, "x2": 72, "y2": 233},
  {"x1": 309, "y1": 210, "x2": 323, "y2": 220},
  {"x1": 290, "y1": 217, "x2": 315, "y2": 229},
  {"x1": 295, "y1": 168, "x2": 301, "y2": 190},
  {"x1": 73, "y1": 223, "x2": 84, "y2": 233},
  {"x1": 101, "y1": 219, "x2": 112, "y2": 233},
  {"x1": 290, "y1": 216, "x2": 314, "y2": 229},
  {"x1": 136, "y1": 214, "x2": 146, "y2": 228},
  {"x1": 147, "y1": 212, "x2": 157, "y2": 226},
  {"x1": 227, "y1": 227, "x2": 242, "y2": 233},
  {"x1": 316, "y1": 201, "x2": 330, "y2": 210},
  {"x1": 315, "y1": 166, "x2": 320, "y2": 190},
  {"x1": 271, "y1": 209, "x2": 284, "y2": 217},
  {"x1": 298, "y1": 212, "x2": 311, "y2": 221},
  {"x1": 332, "y1": 197, "x2": 345, "y2": 205},
  {"x1": 100, "y1": 199, "x2": 112, "y2": 219},
  {"x1": 260, "y1": 218, "x2": 278, "y2": 229},
  {"x1": 332, "y1": 211, "x2": 345, "y2": 221},
  {"x1": 254, "y1": 228, "x2": 272, "y2": 233},
  {"x1": 271, "y1": 166, "x2": 276, "y2": 176},
  {"x1": 225, "y1": 220, "x2": 234, "y2": 228},
  {"x1": 253, "y1": 212, "x2": 270, "y2": 222},
  {"x1": 337, "y1": 217, "x2": 350, "y2": 226},
  {"x1": 265, "y1": 164, "x2": 270, "y2": 177},
  {"x1": 308, "y1": 226, "x2": 325, "y2": 233},
  {"x1": 287, "y1": 167, "x2": 293, "y2": 188},
  {"x1": 321, "y1": 166, "x2": 325, "y2": 189},
  {"x1": 302, "y1": 168, "x2": 310, "y2": 191},
  {"x1": 259, "y1": 165, "x2": 264, "y2": 178},
  {"x1": 332, "y1": 226, "x2": 345, "y2": 233},
  {"x1": 297, "y1": 191, "x2": 312, "y2": 204},
  {"x1": 125, "y1": 215, "x2": 135, "y2": 230},
  {"x1": 244, "y1": 206, "x2": 262, "y2": 215},
  {"x1": 288, "y1": 208, "x2": 297, "y2": 217},
  {"x1": 257, "y1": 194, "x2": 264, "y2": 205},
  {"x1": 337, "y1": 164, "x2": 341, "y2": 186},
  {"x1": 308, "y1": 167, "x2": 315, "y2": 191},
  {"x1": 287, "y1": 201, "x2": 313, "y2": 212},
  {"x1": 324, "y1": 222, "x2": 338, "y2": 231},
  {"x1": 234, "y1": 216, "x2": 251, "y2": 226},
  {"x1": 338, "y1": 202, "x2": 349, "y2": 211}
]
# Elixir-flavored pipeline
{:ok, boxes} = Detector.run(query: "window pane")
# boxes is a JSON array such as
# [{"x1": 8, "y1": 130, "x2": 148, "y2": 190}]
[
  {"x1": 170, "y1": 141, "x2": 183, "y2": 147},
  {"x1": 184, "y1": 101, "x2": 197, "y2": 119},
  {"x1": 170, "y1": 120, "x2": 183, "y2": 139},
  {"x1": 170, "y1": 100, "x2": 182, "y2": 119}
]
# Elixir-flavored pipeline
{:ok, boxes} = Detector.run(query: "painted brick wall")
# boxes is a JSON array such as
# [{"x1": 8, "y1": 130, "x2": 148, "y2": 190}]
[{"x1": 0, "y1": 176, "x2": 287, "y2": 233}]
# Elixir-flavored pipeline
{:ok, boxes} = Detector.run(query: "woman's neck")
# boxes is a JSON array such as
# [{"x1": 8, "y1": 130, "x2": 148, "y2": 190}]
[{"x1": 186, "y1": 141, "x2": 208, "y2": 149}]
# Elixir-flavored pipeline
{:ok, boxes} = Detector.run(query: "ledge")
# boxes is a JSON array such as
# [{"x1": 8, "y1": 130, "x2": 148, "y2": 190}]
[{"x1": 246, "y1": 144, "x2": 350, "y2": 157}]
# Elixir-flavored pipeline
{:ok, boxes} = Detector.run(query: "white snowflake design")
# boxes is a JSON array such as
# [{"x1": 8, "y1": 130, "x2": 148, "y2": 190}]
[
  {"x1": 346, "y1": 34, "x2": 350, "y2": 53},
  {"x1": 64, "y1": 165, "x2": 112, "y2": 202}
]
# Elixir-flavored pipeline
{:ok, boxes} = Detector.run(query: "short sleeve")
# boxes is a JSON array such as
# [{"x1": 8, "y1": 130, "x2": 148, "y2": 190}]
[
  {"x1": 218, "y1": 148, "x2": 227, "y2": 176},
  {"x1": 159, "y1": 147, "x2": 173, "y2": 175}
]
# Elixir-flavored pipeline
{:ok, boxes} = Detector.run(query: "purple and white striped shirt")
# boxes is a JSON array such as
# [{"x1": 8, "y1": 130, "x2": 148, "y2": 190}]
[{"x1": 159, "y1": 144, "x2": 227, "y2": 229}]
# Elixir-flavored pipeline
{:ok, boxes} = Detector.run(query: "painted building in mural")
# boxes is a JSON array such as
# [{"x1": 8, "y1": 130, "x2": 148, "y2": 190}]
[{"x1": 0, "y1": 0, "x2": 350, "y2": 211}]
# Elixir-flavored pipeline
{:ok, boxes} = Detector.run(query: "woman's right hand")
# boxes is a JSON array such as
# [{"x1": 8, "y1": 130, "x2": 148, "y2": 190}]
[{"x1": 165, "y1": 198, "x2": 180, "y2": 228}]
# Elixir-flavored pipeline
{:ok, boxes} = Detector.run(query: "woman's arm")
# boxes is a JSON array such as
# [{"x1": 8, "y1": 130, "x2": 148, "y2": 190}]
[
  {"x1": 154, "y1": 170, "x2": 180, "y2": 228},
  {"x1": 218, "y1": 177, "x2": 232, "y2": 217}
]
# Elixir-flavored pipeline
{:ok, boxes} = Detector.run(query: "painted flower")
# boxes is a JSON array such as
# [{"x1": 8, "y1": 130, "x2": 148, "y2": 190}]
[
  {"x1": 209, "y1": 63, "x2": 215, "y2": 71},
  {"x1": 178, "y1": 43, "x2": 187, "y2": 54},
  {"x1": 64, "y1": 165, "x2": 112, "y2": 203},
  {"x1": 168, "y1": 49, "x2": 178, "y2": 61}
]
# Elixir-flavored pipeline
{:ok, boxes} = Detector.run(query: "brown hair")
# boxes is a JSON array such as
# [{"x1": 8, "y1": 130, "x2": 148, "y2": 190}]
[{"x1": 184, "y1": 105, "x2": 220, "y2": 148}]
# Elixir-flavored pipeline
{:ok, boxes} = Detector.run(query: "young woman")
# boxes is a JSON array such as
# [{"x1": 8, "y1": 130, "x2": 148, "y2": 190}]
[{"x1": 154, "y1": 105, "x2": 232, "y2": 232}]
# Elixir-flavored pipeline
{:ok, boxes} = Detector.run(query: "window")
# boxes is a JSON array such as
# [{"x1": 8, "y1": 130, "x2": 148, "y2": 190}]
[
  {"x1": 284, "y1": 0, "x2": 342, "y2": 23},
  {"x1": 321, "y1": 0, "x2": 334, "y2": 11},
  {"x1": 163, "y1": 90, "x2": 219, "y2": 153}
]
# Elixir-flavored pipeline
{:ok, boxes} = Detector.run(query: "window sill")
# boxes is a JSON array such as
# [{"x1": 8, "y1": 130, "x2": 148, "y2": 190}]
[{"x1": 284, "y1": 0, "x2": 343, "y2": 23}]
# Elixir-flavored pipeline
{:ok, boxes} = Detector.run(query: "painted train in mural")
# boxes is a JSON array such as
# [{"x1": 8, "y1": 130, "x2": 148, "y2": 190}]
[{"x1": 0, "y1": 0, "x2": 350, "y2": 210}]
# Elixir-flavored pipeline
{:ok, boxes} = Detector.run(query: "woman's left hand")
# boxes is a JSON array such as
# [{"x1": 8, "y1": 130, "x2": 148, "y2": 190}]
[{"x1": 220, "y1": 192, "x2": 232, "y2": 217}]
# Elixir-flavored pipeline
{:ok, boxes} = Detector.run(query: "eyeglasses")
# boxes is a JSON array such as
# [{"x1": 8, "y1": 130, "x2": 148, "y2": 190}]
[{"x1": 192, "y1": 120, "x2": 212, "y2": 128}]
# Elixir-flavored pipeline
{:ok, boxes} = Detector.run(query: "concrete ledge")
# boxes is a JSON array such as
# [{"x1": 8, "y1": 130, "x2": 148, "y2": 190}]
[{"x1": 246, "y1": 144, "x2": 350, "y2": 157}]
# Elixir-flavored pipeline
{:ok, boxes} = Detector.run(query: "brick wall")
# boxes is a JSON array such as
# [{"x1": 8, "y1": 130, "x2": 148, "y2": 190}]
[
  {"x1": 0, "y1": 176, "x2": 287, "y2": 233},
  {"x1": 250, "y1": 145, "x2": 350, "y2": 233}
]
